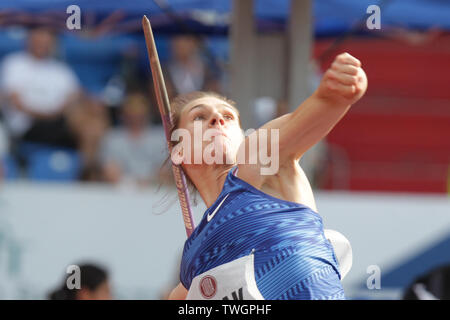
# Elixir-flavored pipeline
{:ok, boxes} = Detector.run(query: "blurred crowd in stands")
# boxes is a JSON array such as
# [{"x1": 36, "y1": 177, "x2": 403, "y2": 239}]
[
  {"x1": 0, "y1": 24, "x2": 325, "y2": 300},
  {"x1": 0, "y1": 25, "x2": 326, "y2": 188},
  {"x1": 0, "y1": 25, "x2": 228, "y2": 187}
]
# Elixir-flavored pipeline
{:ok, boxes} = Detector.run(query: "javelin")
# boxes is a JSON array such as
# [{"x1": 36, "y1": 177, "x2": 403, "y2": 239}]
[{"x1": 142, "y1": 15, "x2": 195, "y2": 237}]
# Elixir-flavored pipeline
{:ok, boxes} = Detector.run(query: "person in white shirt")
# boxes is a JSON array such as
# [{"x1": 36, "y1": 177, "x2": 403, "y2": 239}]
[{"x1": 0, "y1": 25, "x2": 81, "y2": 149}]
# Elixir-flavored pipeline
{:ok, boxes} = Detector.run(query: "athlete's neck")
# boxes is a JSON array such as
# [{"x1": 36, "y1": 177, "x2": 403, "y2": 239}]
[{"x1": 183, "y1": 164, "x2": 235, "y2": 208}]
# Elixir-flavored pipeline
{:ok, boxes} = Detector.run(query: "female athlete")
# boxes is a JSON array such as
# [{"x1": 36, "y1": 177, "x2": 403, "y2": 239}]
[{"x1": 167, "y1": 52, "x2": 367, "y2": 300}]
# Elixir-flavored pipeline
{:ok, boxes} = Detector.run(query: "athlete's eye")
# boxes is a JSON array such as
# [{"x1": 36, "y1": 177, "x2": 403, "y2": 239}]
[
  {"x1": 193, "y1": 115, "x2": 205, "y2": 121},
  {"x1": 224, "y1": 114, "x2": 234, "y2": 120}
]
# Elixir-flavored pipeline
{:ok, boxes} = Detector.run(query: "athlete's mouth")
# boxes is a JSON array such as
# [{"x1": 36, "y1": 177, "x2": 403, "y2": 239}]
[{"x1": 211, "y1": 129, "x2": 229, "y2": 140}]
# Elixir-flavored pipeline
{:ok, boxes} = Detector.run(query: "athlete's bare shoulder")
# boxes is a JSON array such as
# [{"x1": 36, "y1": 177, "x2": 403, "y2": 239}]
[{"x1": 236, "y1": 160, "x2": 318, "y2": 212}]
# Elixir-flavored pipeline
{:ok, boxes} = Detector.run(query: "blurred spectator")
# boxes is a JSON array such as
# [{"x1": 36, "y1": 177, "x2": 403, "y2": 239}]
[
  {"x1": 99, "y1": 92, "x2": 167, "y2": 187},
  {"x1": 67, "y1": 94, "x2": 110, "y2": 181},
  {"x1": 48, "y1": 263, "x2": 112, "y2": 300},
  {"x1": 403, "y1": 265, "x2": 450, "y2": 300},
  {"x1": 0, "y1": 25, "x2": 81, "y2": 151},
  {"x1": 253, "y1": 96, "x2": 278, "y2": 128},
  {"x1": 163, "y1": 35, "x2": 221, "y2": 99},
  {"x1": 0, "y1": 120, "x2": 8, "y2": 180}
]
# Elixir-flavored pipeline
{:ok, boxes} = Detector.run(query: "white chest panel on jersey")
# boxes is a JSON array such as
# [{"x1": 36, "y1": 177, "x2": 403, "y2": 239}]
[{"x1": 186, "y1": 252, "x2": 264, "y2": 300}]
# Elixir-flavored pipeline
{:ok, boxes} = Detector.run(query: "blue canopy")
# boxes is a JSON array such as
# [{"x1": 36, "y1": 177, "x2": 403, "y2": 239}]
[
  {"x1": 1, "y1": 0, "x2": 448, "y2": 95},
  {"x1": 1, "y1": 0, "x2": 449, "y2": 36}
]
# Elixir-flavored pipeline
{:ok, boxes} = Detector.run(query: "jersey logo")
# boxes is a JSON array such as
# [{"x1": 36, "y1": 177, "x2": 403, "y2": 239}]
[
  {"x1": 199, "y1": 275, "x2": 217, "y2": 299},
  {"x1": 222, "y1": 288, "x2": 243, "y2": 300},
  {"x1": 207, "y1": 194, "x2": 229, "y2": 222}
]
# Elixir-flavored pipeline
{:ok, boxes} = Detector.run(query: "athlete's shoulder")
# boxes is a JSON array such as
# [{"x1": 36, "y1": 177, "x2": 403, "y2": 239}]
[{"x1": 234, "y1": 164, "x2": 264, "y2": 190}]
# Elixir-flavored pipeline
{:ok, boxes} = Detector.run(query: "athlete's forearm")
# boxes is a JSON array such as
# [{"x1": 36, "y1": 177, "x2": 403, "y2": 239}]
[
  {"x1": 283, "y1": 92, "x2": 352, "y2": 159},
  {"x1": 277, "y1": 53, "x2": 367, "y2": 161}
]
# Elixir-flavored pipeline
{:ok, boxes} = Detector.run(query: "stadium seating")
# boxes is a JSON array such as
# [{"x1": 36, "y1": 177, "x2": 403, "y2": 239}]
[
  {"x1": 2, "y1": 154, "x2": 19, "y2": 180},
  {"x1": 19, "y1": 143, "x2": 81, "y2": 182}
]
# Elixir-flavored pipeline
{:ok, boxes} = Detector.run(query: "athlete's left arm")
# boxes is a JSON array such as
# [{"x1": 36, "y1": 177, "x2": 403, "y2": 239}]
[{"x1": 261, "y1": 52, "x2": 367, "y2": 162}]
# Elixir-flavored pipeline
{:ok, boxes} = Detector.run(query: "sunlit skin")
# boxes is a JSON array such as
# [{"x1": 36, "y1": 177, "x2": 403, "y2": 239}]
[
  {"x1": 175, "y1": 96, "x2": 245, "y2": 208},
  {"x1": 168, "y1": 52, "x2": 368, "y2": 299}
]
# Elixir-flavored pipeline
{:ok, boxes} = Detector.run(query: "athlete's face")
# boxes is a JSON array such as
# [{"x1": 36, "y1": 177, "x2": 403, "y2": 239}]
[{"x1": 177, "y1": 96, "x2": 244, "y2": 165}]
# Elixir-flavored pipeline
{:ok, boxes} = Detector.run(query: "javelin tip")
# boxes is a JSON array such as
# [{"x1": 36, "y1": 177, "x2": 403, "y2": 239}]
[{"x1": 142, "y1": 15, "x2": 150, "y2": 25}]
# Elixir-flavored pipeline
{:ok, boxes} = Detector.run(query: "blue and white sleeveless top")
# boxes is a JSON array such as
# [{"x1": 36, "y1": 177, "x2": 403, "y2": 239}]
[{"x1": 180, "y1": 166, "x2": 345, "y2": 300}]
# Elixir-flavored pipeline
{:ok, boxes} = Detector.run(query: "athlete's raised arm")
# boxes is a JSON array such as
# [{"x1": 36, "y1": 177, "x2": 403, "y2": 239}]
[
  {"x1": 270, "y1": 52, "x2": 366, "y2": 160},
  {"x1": 239, "y1": 52, "x2": 367, "y2": 181}
]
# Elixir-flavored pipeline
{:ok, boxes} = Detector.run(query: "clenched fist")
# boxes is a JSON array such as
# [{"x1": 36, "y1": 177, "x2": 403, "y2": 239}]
[{"x1": 316, "y1": 52, "x2": 367, "y2": 106}]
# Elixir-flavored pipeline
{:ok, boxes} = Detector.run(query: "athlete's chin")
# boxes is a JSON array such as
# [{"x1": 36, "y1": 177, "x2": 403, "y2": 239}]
[
  {"x1": 218, "y1": 141, "x2": 238, "y2": 162},
  {"x1": 209, "y1": 149, "x2": 236, "y2": 165}
]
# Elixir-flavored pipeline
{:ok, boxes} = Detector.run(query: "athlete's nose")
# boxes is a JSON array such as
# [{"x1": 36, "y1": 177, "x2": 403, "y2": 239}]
[{"x1": 209, "y1": 113, "x2": 225, "y2": 128}]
